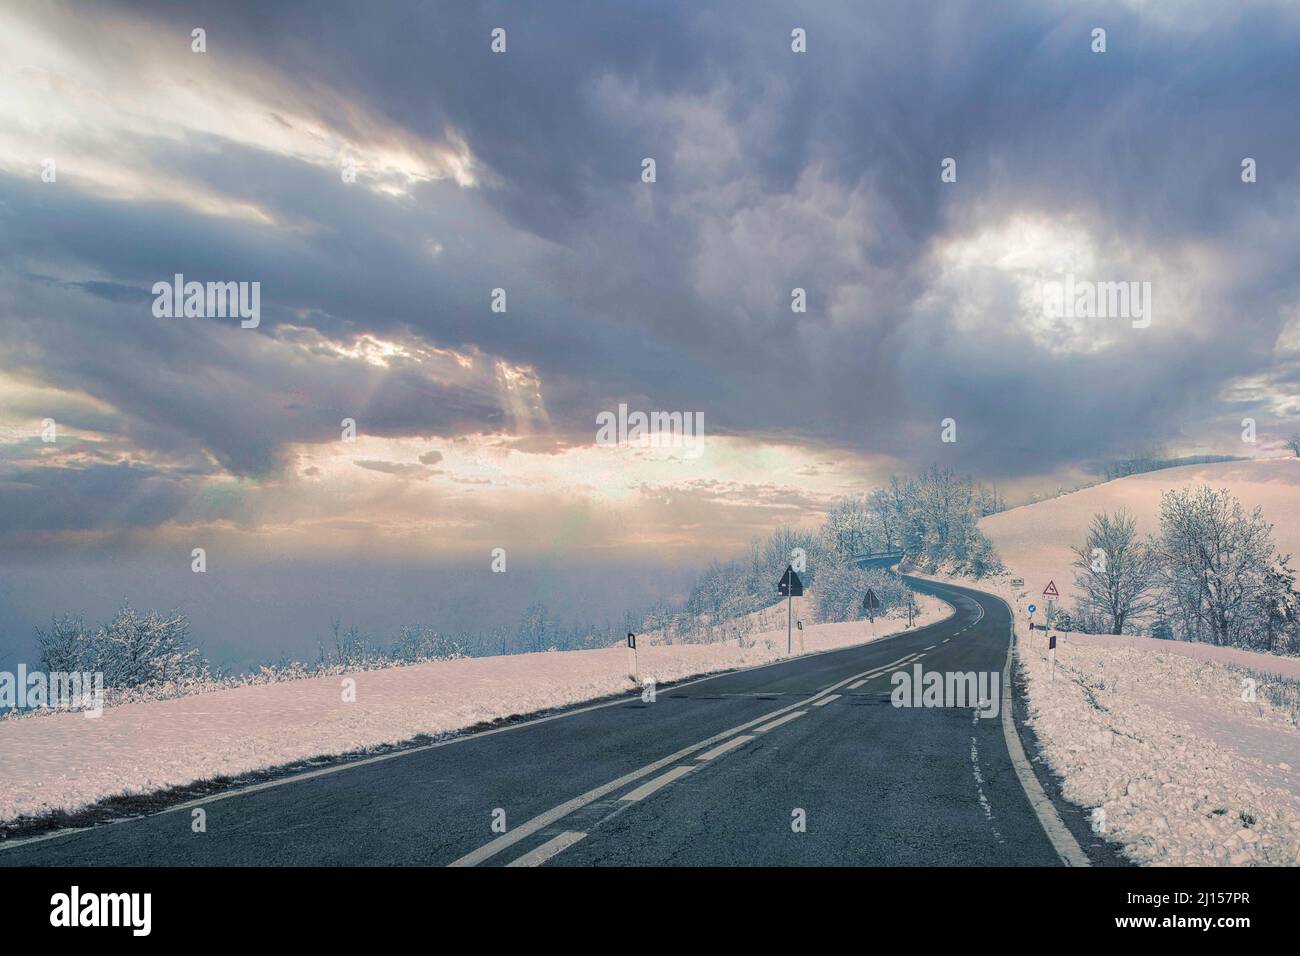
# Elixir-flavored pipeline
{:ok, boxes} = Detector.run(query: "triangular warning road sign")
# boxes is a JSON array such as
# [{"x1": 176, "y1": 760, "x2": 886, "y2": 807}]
[
  {"x1": 1043, "y1": 580, "x2": 1059, "y2": 597},
  {"x1": 777, "y1": 565, "x2": 804, "y2": 597}
]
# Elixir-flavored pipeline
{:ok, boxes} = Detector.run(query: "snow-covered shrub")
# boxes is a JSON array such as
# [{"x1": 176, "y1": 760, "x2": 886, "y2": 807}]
[
  {"x1": 36, "y1": 604, "x2": 206, "y2": 690},
  {"x1": 814, "y1": 565, "x2": 912, "y2": 623}
]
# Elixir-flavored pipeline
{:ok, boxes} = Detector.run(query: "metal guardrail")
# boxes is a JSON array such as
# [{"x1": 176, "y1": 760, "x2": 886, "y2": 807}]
[{"x1": 850, "y1": 550, "x2": 904, "y2": 564}]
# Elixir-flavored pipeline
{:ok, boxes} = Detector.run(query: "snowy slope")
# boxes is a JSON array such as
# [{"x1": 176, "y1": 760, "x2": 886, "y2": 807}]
[{"x1": 981, "y1": 457, "x2": 1300, "y2": 606}]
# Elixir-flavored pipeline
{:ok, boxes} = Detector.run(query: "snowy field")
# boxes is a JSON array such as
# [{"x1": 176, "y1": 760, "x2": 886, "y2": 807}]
[
  {"x1": 982, "y1": 457, "x2": 1300, "y2": 606},
  {"x1": 1015, "y1": 608, "x2": 1300, "y2": 865},
  {"x1": 0, "y1": 593, "x2": 950, "y2": 825}
]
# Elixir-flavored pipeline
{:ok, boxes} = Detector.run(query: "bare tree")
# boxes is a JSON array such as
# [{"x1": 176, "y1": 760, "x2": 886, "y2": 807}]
[
  {"x1": 866, "y1": 488, "x2": 897, "y2": 551},
  {"x1": 1071, "y1": 509, "x2": 1160, "y2": 634},
  {"x1": 1155, "y1": 485, "x2": 1276, "y2": 646},
  {"x1": 825, "y1": 496, "x2": 872, "y2": 554},
  {"x1": 35, "y1": 614, "x2": 94, "y2": 673},
  {"x1": 1288, "y1": 434, "x2": 1300, "y2": 458}
]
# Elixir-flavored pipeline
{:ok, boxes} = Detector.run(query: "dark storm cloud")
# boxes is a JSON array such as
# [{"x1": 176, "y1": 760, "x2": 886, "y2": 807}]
[
  {"x1": 6, "y1": 0, "x2": 1300, "y2": 507},
  {"x1": 0, "y1": 460, "x2": 192, "y2": 533}
]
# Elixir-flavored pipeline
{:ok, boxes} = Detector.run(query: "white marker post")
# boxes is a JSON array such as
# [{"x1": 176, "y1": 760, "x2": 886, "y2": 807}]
[
  {"x1": 626, "y1": 632, "x2": 638, "y2": 683},
  {"x1": 1049, "y1": 633, "x2": 1057, "y2": 680},
  {"x1": 787, "y1": 591, "x2": 792, "y2": 654}
]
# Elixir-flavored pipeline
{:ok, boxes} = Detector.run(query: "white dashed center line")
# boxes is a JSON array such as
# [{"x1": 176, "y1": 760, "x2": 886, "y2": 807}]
[{"x1": 812, "y1": 694, "x2": 840, "y2": 707}]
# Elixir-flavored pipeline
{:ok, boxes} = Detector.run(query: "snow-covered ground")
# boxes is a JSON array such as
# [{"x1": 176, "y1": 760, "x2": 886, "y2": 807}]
[
  {"x1": 0, "y1": 593, "x2": 950, "y2": 825},
  {"x1": 982, "y1": 457, "x2": 1300, "y2": 606},
  {"x1": 1012, "y1": 602, "x2": 1300, "y2": 866}
]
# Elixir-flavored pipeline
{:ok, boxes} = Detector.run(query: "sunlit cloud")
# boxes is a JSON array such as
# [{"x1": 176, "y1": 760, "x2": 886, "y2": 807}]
[{"x1": 0, "y1": 3, "x2": 477, "y2": 228}]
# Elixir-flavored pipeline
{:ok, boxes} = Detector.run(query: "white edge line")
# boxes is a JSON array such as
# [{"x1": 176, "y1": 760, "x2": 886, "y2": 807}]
[
  {"x1": 811, "y1": 694, "x2": 840, "y2": 707},
  {"x1": 997, "y1": 619, "x2": 1090, "y2": 866},
  {"x1": 906, "y1": 572, "x2": 1088, "y2": 867}
]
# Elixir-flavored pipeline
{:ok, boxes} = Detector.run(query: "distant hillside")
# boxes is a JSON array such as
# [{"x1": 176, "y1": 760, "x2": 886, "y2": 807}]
[
  {"x1": 982, "y1": 458, "x2": 1300, "y2": 605},
  {"x1": 1102, "y1": 453, "x2": 1246, "y2": 481}
]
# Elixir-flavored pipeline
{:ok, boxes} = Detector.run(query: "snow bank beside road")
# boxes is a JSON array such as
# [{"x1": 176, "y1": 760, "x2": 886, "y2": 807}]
[
  {"x1": 1022, "y1": 627, "x2": 1300, "y2": 866},
  {"x1": 0, "y1": 595, "x2": 950, "y2": 826}
]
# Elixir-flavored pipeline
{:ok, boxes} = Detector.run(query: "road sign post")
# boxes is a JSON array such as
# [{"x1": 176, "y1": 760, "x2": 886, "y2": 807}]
[
  {"x1": 861, "y1": 588, "x2": 881, "y2": 624},
  {"x1": 1043, "y1": 581, "x2": 1059, "y2": 629},
  {"x1": 777, "y1": 565, "x2": 804, "y2": 655}
]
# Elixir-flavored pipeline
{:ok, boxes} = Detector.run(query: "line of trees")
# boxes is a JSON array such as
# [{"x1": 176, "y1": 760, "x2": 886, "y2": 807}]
[
  {"x1": 1069, "y1": 486, "x2": 1298, "y2": 655},
  {"x1": 29, "y1": 599, "x2": 615, "y2": 701},
  {"x1": 35, "y1": 605, "x2": 205, "y2": 688},
  {"x1": 654, "y1": 466, "x2": 1005, "y2": 643},
  {"x1": 823, "y1": 466, "x2": 1005, "y2": 575}
]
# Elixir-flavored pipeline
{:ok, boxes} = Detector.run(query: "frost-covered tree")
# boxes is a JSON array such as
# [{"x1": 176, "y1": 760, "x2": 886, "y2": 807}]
[
  {"x1": 813, "y1": 566, "x2": 912, "y2": 624},
  {"x1": 35, "y1": 614, "x2": 94, "y2": 673},
  {"x1": 861, "y1": 467, "x2": 1001, "y2": 574},
  {"x1": 1071, "y1": 509, "x2": 1161, "y2": 634},
  {"x1": 97, "y1": 604, "x2": 205, "y2": 686},
  {"x1": 825, "y1": 496, "x2": 873, "y2": 554},
  {"x1": 1250, "y1": 556, "x2": 1299, "y2": 654},
  {"x1": 1150, "y1": 605, "x2": 1174, "y2": 640},
  {"x1": 1155, "y1": 486, "x2": 1276, "y2": 647},
  {"x1": 518, "y1": 602, "x2": 553, "y2": 653},
  {"x1": 866, "y1": 488, "x2": 898, "y2": 551},
  {"x1": 391, "y1": 625, "x2": 466, "y2": 662}
]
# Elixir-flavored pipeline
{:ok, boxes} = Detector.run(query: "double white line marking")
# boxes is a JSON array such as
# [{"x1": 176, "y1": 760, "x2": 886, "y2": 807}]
[
  {"x1": 451, "y1": 649, "x2": 929, "y2": 868},
  {"x1": 846, "y1": 651, "x2": 923, "y2": 691}
]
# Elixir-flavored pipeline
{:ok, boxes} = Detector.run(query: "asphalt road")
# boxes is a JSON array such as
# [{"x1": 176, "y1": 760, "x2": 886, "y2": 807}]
[{"x1": 1, "y1": 576, "x2": 1108, "y2": 867}]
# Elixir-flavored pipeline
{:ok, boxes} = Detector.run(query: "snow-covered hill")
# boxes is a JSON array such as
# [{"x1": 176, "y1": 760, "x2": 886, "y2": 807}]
[{"x1": 982, "y1": 457, "x2": 1300, "y2": 606}]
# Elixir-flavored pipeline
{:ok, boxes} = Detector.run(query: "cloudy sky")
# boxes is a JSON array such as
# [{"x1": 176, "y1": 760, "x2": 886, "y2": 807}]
[{"x1": 2, "y1": 1, "x2": 1299, "y2": 662}]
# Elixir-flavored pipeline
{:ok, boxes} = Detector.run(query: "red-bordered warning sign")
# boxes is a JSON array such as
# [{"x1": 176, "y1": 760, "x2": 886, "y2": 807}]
[{"x1": 1043, "y1": 580, "x2": 1059, "y2": 597}]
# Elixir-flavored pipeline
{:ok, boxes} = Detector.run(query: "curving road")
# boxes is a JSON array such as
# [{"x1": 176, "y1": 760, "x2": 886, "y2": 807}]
[{"x1": 1, "y1": 576, "x2": 1114, "y2": 867}]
